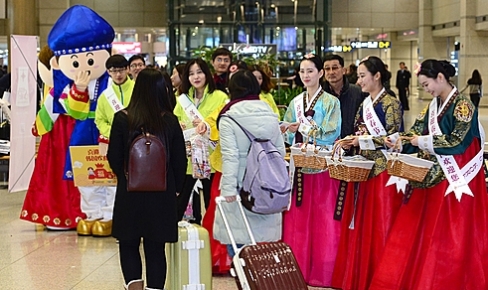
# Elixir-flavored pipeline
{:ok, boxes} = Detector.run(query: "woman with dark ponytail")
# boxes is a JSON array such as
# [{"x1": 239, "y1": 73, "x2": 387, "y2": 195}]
[
  {"x1": 370, "y1": 59, "x2": 488, "y2": 290},
  {"x1": 331, "y1": 55, "x2": 404, "y2": 290}
]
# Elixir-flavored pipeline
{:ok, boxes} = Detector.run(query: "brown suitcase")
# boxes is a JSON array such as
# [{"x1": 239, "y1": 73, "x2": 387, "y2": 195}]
[{"x1": 216, "y1": 196, "x2": 308, "y2": 290}]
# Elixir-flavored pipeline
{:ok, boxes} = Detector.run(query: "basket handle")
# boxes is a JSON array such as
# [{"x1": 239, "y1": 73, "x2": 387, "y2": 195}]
[
  {"x1": 301, "y1": 128, "x2": 317, "y2": 152},
  {"x1": 390, "y1": 136, "x2": 413, "y2": 153},
  {"x1": 388, "y1": 136, "x2": 413, "y2": 167},
  {"x1": 331, "y1": 139, "x2": 347, "y2": 162}
]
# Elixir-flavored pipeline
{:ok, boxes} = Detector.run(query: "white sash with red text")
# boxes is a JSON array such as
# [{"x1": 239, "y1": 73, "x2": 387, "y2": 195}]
[
  {"x1": 361, "y1": 89, "x2": 409, "y2": 193},
  {"x1": 293, "y1": 87, "x2": 322, "y2": 126},
  {"x1": 104, "y1": 85, "x2": 124, "y2": 113},
  {"x1": 426, "y1": 90, "x2": 484, "y2": 201}
]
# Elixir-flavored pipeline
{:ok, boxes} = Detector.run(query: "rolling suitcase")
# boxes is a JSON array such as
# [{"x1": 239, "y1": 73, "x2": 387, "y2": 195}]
[
  {"x1": 166, "y1": 221, "x2": 212, "y2": 290},
  {"x1": 216, "y1": 196, "x2": 308, "y2": 290}
]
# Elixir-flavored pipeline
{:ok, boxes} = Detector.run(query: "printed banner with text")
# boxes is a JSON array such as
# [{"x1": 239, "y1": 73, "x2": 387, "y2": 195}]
[
  {"x1": 9, "y1": 35, "x2": 37, "y2": 192},
  {"x1": 69, "y1": 145, "x2": 117, "y2": 187}
]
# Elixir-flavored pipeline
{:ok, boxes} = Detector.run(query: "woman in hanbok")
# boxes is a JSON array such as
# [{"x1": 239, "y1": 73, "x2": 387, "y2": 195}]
[
  {"x1": 20, "y1": 45, "x2": 85, "y2": 230},
  {"x1": 369, "y1": 59, "x2": 488, "y2": 290},
  {"x1": 281, "y1": 54, "x2": 341, "y2": 287},
  {"x1": 331, "y1": 56, "x2": 404, "y2": 290}
]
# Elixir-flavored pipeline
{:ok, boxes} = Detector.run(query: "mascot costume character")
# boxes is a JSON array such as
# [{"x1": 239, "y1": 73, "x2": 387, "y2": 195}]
[
  {"x1": 47, "y1": 5, "x2": 116, "y2": 237},
  {"x1": 20, "y1": 45, "x2": 85, "y2": 230}
]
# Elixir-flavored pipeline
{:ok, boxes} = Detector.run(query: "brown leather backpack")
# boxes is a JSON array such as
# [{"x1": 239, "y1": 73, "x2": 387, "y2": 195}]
[{"x1": 125, "y1": 129, "x2": 167, "y2": 192}]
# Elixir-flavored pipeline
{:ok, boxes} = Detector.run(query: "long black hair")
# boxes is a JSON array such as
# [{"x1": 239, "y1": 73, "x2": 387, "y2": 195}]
[
  {"x1": 126, "y1": 69, "x2": 172, "y2": 142},
  {"x1": 468, "y1": 69, "x2": 482, "y2": 85}
]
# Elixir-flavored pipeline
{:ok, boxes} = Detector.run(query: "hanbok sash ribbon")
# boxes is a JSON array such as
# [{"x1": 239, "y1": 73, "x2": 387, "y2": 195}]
[
  {"x1": 362, "y1": 89, "x2": 408, "y2": 193},
  {"x1": 104, "y1": 85, "x2": 124, "y2": 113},
  {"x1": 427, "y1": 88, "x2": 484, "y2": 201}
]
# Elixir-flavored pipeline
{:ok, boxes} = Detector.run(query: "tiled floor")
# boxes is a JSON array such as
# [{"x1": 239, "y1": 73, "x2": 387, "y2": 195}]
[{"x1": 1, "y1": 92, "x2": 487, "y2": 289}]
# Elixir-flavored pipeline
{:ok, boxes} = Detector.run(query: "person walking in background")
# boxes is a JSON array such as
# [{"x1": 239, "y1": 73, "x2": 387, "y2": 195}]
[
  {"x1": 128, "y1": 55, "x2": 146, "y2": 80},
  {"x1": 370, "y1": 59, "x2": 488, "y2": 290},
  {"x1": 173, "y1": 58, "x2": 228, "y2": 225},
  {"x1": 213, "y1": 69, "x2": 285, "y2": 256},
  {"x1": 211, "y1": 47, "x2": 232, "y2": 92},
  {"x1": 331, "y1": 56, "x2": 404, "y2": 290},
  {"x1": 461, "y1": 69, "x2": 482, "y2": 108},
  {"x1": 107, "y1": 69, "x2": 187, "y2": 290},
  {"x1": 396, "y1": 61, "x2": 411, "y2": 110},
  {"x1": 281, "y1": 54, "x2": 342, "y2": 287}
]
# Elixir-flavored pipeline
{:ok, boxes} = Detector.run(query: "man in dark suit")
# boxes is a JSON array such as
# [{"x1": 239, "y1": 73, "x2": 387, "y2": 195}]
[{"x1": 396, "y1": 62, "x2": 411, "y2": 110}]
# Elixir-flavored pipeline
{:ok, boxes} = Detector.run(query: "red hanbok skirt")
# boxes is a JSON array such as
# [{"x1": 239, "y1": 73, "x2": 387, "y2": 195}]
[
  {"x1": 283, "y1": 170, "x2": 341, "y2": 287},
  {"x1": 201, "y1": 171, "x2": 232, "y2": 274},
  {"x1": 331, "y1": 170, "x2": 404, "y2": 290},
  {"x1": 370, "y1": 140, "x2": 488, "y2": 290},
  {"x1": 20, "y1": 115, "x2": 85, "y2": 228}
]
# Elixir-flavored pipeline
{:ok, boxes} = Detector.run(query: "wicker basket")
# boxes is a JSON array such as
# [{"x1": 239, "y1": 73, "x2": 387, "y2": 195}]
[
  {"x1": 385, "y1": 137, "x2": 434, "y2": 182},
  {"x1": 386, "y1": 153, "x2": 434, "y2": 182},
  {"x1": 325, "y1": 142, "x2": 375, "y2": 182},
  {"x1": 290, "y1": 132, "x2": 331, "y2": 172}
]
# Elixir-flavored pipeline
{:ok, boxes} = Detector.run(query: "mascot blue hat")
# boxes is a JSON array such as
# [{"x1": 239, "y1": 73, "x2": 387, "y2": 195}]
[{"x1": 48, "y1": 5, "x2": 115, "y2": 56}]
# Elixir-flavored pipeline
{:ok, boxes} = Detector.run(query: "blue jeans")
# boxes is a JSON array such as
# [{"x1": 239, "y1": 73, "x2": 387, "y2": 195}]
[{"x1": 226, "y1": 244, "x2": 244, "y2": 258}]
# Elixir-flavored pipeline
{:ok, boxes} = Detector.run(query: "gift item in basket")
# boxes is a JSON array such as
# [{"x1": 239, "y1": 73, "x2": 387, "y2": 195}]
[
  {"x1": 326, "y1": 143, "x2": 375, "y2": 182},
  {"x1": 290, "y1": 142, "x2": 332, "y2": 172},
  {"x1": 387, "y1": 153, "x2": 434, "y2": 182},
  {"x1": 190, "y1": 135, "x2": 211, "y2": 179}
]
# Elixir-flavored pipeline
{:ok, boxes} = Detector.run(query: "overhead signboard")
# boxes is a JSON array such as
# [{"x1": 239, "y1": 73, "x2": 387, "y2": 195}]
[
  {"x1": 221, "y1": 43, "x2": 277, "y2": 55},
  {"x1": 350, "y1": 41, "x2": 391, "y2": 49},
  {"x1": 112, "y1": 42, "x2": 142, "y2": 54},
  {"x1": 326, "y1": 45, "x2": 352, "y2": 53},
  {"x1": 327, "y1": 41, "x2": 391, "y2": 53}
]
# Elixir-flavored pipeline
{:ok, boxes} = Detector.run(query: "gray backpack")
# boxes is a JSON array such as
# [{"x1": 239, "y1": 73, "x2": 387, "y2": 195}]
[{"x1": 223, "y1": 115, "x2": 291, "y2": 214}]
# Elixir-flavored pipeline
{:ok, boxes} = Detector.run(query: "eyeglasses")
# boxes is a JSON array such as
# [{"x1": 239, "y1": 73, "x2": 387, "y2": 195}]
[
  {"x1": 130, "y1": 63, "x2": 145, "y2": 69},
  {"x1": 324, "y1": 66, "x2": 341, "y2": 71},
  {"x1": 108, "y1": 68, "x2": 127, "y2": 74}
]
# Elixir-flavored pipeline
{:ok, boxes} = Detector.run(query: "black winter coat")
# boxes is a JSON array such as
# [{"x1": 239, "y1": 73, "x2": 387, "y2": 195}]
[{"x1": 107, "y1": 111, "x2": 187, "y2": 242}]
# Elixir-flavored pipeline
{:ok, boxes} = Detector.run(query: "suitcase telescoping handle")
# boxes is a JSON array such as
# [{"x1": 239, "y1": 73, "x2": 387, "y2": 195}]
[{"x1": 216, "y1": 196, "x2": 257, "y2": 254}]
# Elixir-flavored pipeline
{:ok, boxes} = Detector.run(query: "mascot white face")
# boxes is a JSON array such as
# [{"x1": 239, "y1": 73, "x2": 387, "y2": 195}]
[{"x1": 51, "y1": 50, "x2": 110, "y2": 82}]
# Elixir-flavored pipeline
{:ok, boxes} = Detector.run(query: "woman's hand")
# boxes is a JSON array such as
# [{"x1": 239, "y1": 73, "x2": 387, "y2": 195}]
[
  {"x1": 179, "y1": 121, "x2": 186, "y2": 130},
  {"x1": 340, "y1": 136, "x2": 357, "y2": 149},
  {"x1": 410, "y1": 135, "x2": 419, "y2": 146},
  {"x1": 287, "y1": 122, "x2": 300, "y2": 133},
  {"x1": 350, "y1": 136, "x2": 359, "y2": 147},
  {"x1": 224, "y1": 195, "x2": 237, "y2": 203},
  {"x1": 192, "y1": 118, "x2": 202, "y2": 127},
  {"x1": 384, "y1": 136, "x2": 395, "y2": 148},
  {"x1": 196, "y1": 122, "x2": 207, "y2": 135}
]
